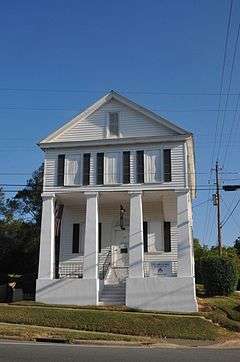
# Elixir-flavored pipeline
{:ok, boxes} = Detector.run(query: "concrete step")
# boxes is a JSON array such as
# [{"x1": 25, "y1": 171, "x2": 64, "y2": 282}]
[{"x1": 99, "y1": 283, "x2": 126, "y2": 305}]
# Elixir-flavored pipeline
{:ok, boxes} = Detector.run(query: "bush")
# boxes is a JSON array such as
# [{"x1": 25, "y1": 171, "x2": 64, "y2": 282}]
[
  {"x1": 0, "y1": 273, "x2": 8, "y2": 286},
  {"x1": 201, "y1": 255, "x2": 238, "y2": 296}
]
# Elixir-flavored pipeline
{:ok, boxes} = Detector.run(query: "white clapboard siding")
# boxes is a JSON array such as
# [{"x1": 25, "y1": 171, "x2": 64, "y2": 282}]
[
  {"x1": 59, "y1": 201, "x2": 178, "y2": 275},
  {"x1": 43, "y1": 142, "x2": 186, "y2": 190},
  {"x1": 144, "y1": 150, "x2": 162, "y2": 183},
  {"x1": 104, "y1": 152, "x2": 120, "y2": 184},
  {"x1": 53, "y1": 99, "x2": 177, "y2": 142},
  {"x1": 64, "y1": 154, "x2": 81, "y2": 186},
  {"x1": 59, "y1": 206, "x2": 86, "y2": 262}
]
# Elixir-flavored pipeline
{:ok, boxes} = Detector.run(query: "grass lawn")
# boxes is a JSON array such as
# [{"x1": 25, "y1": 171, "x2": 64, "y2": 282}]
[
  {"x1": 0, "y1": 322, "x2": 156, "y2": 344},
  {"x1": 0, "y1": 303, "x2": 226, "y2": 341},
  {"x1": 198, "y1": 292, "x2": 240, "y2": 333}
]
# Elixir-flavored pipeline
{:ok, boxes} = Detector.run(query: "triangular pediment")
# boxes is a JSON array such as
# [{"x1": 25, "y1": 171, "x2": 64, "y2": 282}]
[{"x1": 39, "y1": 91, "x2": 191, "y2": 145}]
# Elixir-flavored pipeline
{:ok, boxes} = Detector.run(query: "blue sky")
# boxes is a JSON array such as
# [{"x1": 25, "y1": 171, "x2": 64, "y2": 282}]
[{"x1": 1, "y1": 0, "x2": 240, "y2": 246}]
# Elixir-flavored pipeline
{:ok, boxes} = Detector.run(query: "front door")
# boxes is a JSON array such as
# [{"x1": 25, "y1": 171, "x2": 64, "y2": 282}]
[{"x1": 112, "y1": 227, "x2": 129, "y2": 268}]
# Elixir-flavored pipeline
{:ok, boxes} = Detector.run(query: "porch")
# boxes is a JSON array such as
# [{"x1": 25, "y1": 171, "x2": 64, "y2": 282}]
[{"x1": 36, "y1": 190, "x2": 197, "y2": 312}]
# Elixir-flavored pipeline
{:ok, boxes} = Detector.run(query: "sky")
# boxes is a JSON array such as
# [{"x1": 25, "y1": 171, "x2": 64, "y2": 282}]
[{"x1": 0, "y1": 0, "x2": 240, "y2": 247}]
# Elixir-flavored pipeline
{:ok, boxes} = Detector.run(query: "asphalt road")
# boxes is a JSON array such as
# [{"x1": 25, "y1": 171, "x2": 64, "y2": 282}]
[{"x1": 0, "y1": 341, "x2": 239, "y2": 362}]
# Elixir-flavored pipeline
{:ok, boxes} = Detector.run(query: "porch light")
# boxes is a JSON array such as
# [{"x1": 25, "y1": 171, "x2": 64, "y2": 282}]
[{"x1": 120, "y1": 205, "x2": 126, "y2": 230}]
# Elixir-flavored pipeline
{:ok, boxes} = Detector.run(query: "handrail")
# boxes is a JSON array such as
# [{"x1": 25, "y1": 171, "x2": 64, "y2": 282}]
[{"x1": 101, "y1": 249, "x2": 111, "y2": 280}]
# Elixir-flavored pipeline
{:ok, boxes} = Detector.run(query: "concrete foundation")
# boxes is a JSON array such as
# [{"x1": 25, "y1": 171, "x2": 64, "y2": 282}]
[
  {"x1": 36, "y1": 278, "x2": 99, "y2": 305},
  {"x1": 126, "y1": 276, "x2": 198, "y2": 312}
]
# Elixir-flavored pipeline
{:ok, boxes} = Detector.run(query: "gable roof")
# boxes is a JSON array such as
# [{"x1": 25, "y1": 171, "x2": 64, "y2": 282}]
[{"x1": 39, "y1": 90, "x2": 192, "y2": 145}]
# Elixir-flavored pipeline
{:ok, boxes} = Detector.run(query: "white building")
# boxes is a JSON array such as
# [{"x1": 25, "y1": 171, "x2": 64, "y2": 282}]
[{"x1": 36, "y1": 91, "x2": 198, "y2": 312}]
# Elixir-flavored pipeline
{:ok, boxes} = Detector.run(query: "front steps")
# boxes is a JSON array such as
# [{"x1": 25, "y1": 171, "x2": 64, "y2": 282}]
[{"x1": 99, "y1": 282, "x2": 126, "y2": 305}]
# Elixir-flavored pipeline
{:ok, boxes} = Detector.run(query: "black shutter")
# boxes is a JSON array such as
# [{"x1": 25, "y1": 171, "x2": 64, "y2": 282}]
[
  {"x1": 57, "y1": 154, "x2": 65, "y2": 186},
  {"x1": 98, "y1": 222, "x2": 102, "y2": 253},
  {"x1": 72, "y1": 223, "x2": 80, "y2": 253},
  {"x1": 164, "y1": 222, "x2": 171, "y2": 252},
  {"x1": 83, "y1": 153, "x2": 91, "y2": 185},
  {"x1": 136, "y1": 150, "x2": 144, "y2": 183},
  {"x1": 143, "y1": 221, "x2": 148, "y2": 253},
  {"x1": 164, "y1": 149, "x2": 172, "y2": 182},
  {"x1": 123, "y1": 151, "x2": 130, "y2": 184},
  {"x1": 96, "y1": 153, "x2": 104, "y2": 185}
]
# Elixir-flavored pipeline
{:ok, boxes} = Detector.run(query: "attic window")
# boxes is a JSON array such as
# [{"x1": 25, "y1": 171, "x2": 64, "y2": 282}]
[{"x1": 108, "y1": 112, "x2": 119, "y2": 137}]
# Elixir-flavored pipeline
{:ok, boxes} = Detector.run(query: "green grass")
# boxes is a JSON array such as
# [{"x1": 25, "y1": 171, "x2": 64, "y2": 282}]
[
  {"x1": 0, "y1": 304, "x2": 222, "y2": 341},
  {"x1": 198, "y1": 291, "x2": 240, "y2": 332},
  {"x1": 0, "y1": 322, "x2": 157, "y2": 344}
]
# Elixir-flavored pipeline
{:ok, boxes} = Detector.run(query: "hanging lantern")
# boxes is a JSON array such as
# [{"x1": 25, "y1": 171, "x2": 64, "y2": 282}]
[{"x1": 120, "y1": 204, "x2": 126, "y2": 230}]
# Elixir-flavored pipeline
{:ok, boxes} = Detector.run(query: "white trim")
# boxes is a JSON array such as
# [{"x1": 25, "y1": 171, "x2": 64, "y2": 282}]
[
  {"x1": 39, "y1": 91, "x2": 191, "y2": 145},
  {"x1": 39, "y1": 134, "x2": 191, "y2": 149}
]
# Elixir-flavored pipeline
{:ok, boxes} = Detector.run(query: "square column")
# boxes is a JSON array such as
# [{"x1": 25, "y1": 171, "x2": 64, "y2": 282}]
[
  {"x1": 177, "y1": 191, "x2": 194, "y2": 277},
  {"x1": 128, "y1": 191, "x2": 144, "y2": 278},
  {"x1": 83, "y1": 192, "x2": 99, "y2": 279},
  {"x1": 38, "y1": 194, "x2": 55, "y2": 279}
]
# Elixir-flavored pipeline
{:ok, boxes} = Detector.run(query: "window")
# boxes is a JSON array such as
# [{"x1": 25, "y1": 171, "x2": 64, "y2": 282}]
[
  {"x1": 164, "y1": 222, "x2": 171, "y2": 252},
  {"x1": 64, "y1": 154, "x2": 81, "y2": 186},
  {"x1": 83, "y1": 153, "x2": 91, "y2": 185},
  {"x1": 96, "y1": 153, "x2": 104, "y2": 185},
  {"x1": 57, "y1": 154, "x2": 65, "y2": 186},
  {"x1": 144, "y1": 150, "x2": 161, "y2": 183},
  {"x1": 122, "y1": 151, "x2": 130, "y2": 184},
  {"x1": 163, "y1": 149, "x2": 172, "y2": 182},
  {"x1": 108, "y1": 112, "x2": 119, "y2": 137},
  {"x1": 104, "y1": 152, "x2": 120, "y2": 184},
  {"x1": 136, "y1": 150, "x2": 144, "y2": 183},
  {"x1": 148, "y1": 221, "x2": 163, "y2": 252}
]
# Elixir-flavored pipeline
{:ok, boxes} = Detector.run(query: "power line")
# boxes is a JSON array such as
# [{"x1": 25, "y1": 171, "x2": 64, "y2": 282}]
[
  {"x1": 1, "y1": 87, "x2": 240, "y2": 96},
  {"x1": 192, "y1": 199, "x2": 212, "y2": 208},
  {"x1": 1, "y1": 106, "x2": 240, "y2": 112},
  {"x1": 221, "y1": 198, "x2": 240, "y2": 227},
  {"x1": 217, "y1": 21, "x2": 240, "y2": 161},
  {"x1": 203, "y1": 0, "x2": 234, "y2": 244}
]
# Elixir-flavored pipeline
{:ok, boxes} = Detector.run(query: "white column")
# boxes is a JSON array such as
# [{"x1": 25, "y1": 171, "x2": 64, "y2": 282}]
[
  {"x1": 177, "y1": 191, "x2": 194, "y2": 277},
  {"x1": 83, "y1": 192, "x2": 99, "y2": 279},
  {"x1": 38, "y1": 194, "x2": 55, "y2": 279},
  {"x1": 128, "y1": 191, "x2": 144, "y2": 278}
]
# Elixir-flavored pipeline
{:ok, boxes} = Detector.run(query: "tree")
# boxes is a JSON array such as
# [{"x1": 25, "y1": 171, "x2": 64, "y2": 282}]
[
  {"x1": 234, "y1": 237, "x2": 240, "y2": 257},
  {"x1": 8, "y1": 164, "x2": 43, "y2": 227},
  {"x1": 0, "y1": 165, "x2": 43, "y2": 275}
]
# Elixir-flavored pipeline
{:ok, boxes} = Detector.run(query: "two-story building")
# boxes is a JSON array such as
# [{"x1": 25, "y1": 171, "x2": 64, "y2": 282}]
[{"x1": 36, "y1": 91, "x2": 198, "y2": 312}]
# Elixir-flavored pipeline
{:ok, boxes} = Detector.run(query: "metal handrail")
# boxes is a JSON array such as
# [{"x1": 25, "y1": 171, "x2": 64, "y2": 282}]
[{"x1": 101, "y1": 249, "x2": 111, "y2": 280}]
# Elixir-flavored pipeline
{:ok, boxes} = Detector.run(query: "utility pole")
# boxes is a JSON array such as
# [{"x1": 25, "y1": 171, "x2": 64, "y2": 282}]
[{"x1": 215, "y1": 161, "x2": 222, "y2": 256}]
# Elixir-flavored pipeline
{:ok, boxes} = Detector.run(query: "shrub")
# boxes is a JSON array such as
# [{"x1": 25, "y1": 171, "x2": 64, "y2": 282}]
[
  {"x1": 201, "y1": 255, "x2": 238, "y2": 296},
  {"x1": 0, "y1": 273, "x2": 8, "y2": 286}
]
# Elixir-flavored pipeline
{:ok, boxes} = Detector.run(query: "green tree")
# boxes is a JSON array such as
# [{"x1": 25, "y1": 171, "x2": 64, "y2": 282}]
[
  {"x1": 8, "y1": 164, "x2": 43, "y2": 227},
  {"x1": 0, "y1": 165, "x2": 43, "y2": 275},
  {"x1": 234, "y1": 237, "x2": 240, "y2": 257}
]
